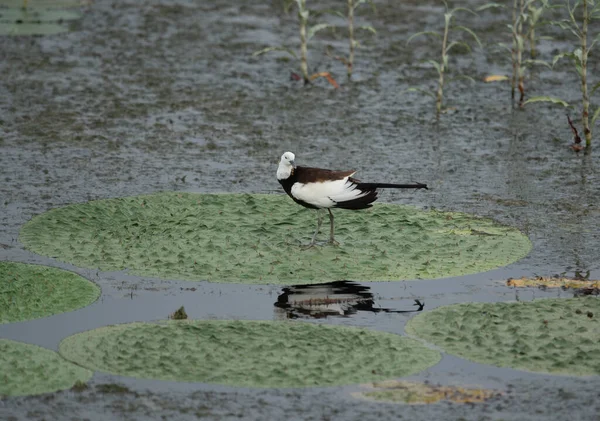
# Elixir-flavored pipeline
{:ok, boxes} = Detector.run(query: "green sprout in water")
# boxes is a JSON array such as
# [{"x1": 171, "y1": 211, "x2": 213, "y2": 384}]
[
  {"x1": 525, "y1": 0, "x2": 600, "y2": 150},
  {"x1": 406, "y1": 1, "x2": 482, "y2": 119},
  {"x1": 526, "y1": 0, "x2": 554, "y2": 58},
  {"x1": 512, "y1": 0, "x2": 526, "y2": 101},
  {"x1": 254, "y1": 0, "x2": 339, "y2": 88},
  {"x1": 510, "y1": 0, "x2": 553, "y2": 103},
  {"x1": 345, "y1": 0, "x2": 376, "y2": 79},
  {"x1": 490, "y1": 1, "x2": 552, "y2": 104}
]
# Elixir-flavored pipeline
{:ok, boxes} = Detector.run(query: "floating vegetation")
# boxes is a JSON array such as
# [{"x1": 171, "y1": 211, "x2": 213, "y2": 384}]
[
  {"x1": 357, "y1": 380, "x2": 501, "y2": 404},
  {"x1": 169, "y1": 306, "x2": 188, "y2": 320},
  {"x1": 0, "y1": 261, "x2": 100, "y2": 324},
  {"x1": 406, "y1": 297, "x2": 600, "y2": 376},
  {"x1": 0, "y1": 0, "x2": 83, "y2": 36},
  {"x1": 20, "y1": 193, "x2": 531, "y2": 284},
  {"x1": 59, "y1": 320, "x2": 441, "y2": 387},
  {"x1": 0, "y1": 339, "x2": 92, "y2": 396},
  {"x1": 507, "y1": 276, "x2": 600, "y2": 290}
]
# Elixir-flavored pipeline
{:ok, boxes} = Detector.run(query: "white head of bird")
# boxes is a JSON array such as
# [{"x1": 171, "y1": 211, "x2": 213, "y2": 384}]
[{"x1": 277, "y1": 151, "x2": 296, "y2": 180}]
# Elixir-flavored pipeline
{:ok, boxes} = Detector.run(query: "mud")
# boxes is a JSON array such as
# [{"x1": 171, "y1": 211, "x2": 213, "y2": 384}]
[{"x1": 1, "y1": 0, "x2": 599, "y2": 419}]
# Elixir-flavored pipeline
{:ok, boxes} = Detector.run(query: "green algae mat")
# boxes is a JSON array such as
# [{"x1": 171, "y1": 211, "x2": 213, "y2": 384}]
[
  {"x1": 59, "y1": 320, "x2": 441, "y2": 387},
  {"x1": 0, "y1": 261, "x2": 100, "y2": 324},
  {"x1": 0, "y1": 339, "x2": 92, "y2": 396},
  {"x1": 406, "y1": 297, "x2": 600, "y2": 376},
  {"x1": 20, "y1": 193, "x2": 531, "y2": 284}
]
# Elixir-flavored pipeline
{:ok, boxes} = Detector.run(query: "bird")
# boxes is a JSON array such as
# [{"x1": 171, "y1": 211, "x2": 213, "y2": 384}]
[{"x1": 276, "y1": 151, "x2": 428, "y2": 247}]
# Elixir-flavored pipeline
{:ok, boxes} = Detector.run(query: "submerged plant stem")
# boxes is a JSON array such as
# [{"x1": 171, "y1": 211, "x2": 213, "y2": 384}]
[
  {"x1": 517, "y1": 0, "x2": 525, "y2": 104},
  {"x1": 436, "y1": 15, "x2": 449, "y2": 119},
  {"x1": 299, "y1": 0, "x2": 309, "y2": 84},
  {"x1": 529, "y1": 25, "x2": 536, "y2": 58},
  {"x1": 347, "y1": 0, "x2": 355, "y2": 79},
  {"x1": 581, "y1": 0, "x2": 591, "y2": 148},
  {"x1": 511, "y1": 0, "x2": 518, "y2": 99}
]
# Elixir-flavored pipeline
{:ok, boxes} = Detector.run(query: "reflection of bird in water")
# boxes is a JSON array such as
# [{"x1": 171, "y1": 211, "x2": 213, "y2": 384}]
[{"x1": 274, "y1": 280, "x2": 424, "y2": 319}]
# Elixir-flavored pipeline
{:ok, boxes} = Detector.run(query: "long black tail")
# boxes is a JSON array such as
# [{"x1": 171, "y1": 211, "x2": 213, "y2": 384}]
[{"x1": 358, "y1": 182, "x2": 428, "y2": 190}]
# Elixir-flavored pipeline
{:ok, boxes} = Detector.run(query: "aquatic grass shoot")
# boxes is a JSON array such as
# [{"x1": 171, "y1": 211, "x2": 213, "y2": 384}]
[
  {"x1": 485, "y1": 1, "x2": 552, "y2": 103},
  {"x1": 344, "y1": 0, "x2": 376, "y2": 79},
  {"x1": 526, "y1": 0, "x2": 554, "y2": 58},
  {"x1": 406, "y1": 1, "x2": 483, "y2": 119},
  {"x1": 508, "y1": 0, "x2": 552, "y2": 103},
  {"x1": 525, "y1": 0, "x2": 600, "y2": 150},
  {"x1": 254, "y1": 0, "x2": 339, "y2": 88},
  {"x1": 512, "y1": 0, "x2": 526, "y2": 101}
]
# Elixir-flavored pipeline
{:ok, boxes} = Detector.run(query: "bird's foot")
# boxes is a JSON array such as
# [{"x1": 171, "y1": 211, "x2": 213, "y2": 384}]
[
  {"x1": 300, "y1": 242, "x2": 317, "y2": 250},
  {"x1": 327, "y1": 238, "x2": 340, "y2": 246}
]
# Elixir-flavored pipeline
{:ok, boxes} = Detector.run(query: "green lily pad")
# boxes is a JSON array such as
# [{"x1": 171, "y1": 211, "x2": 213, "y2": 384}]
[
  {"x1": 405, "y1": 297, "x2": 600, "y2": 376},
  {"x1": 0, "y1": 5, "x2": 80, "y2": 35},
  {"x1": 0, "y1": 339, "x2": 92, "y2": 396},
  {"x1": 0, "y1": 21, "x2": 68, "y2": 35},
  {"x1": 59, "y1": 320, "x2": 441, "y2": 387},
  {"x1": 20, "y1": 193, "x2": 531, "y2": 284},
  {"x1": 0, "y1": 1, "x2": 84, "y2": 7},
  {"x1": 0, "y1": 8, "x2": 81, "y2": 22},
  {"x1": 0, "y1": 261, "x2": 100, "y2": 324}
]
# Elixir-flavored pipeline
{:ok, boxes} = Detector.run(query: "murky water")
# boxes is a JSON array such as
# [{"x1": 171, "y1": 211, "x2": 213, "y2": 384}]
[{"x1": 1, "y1": 0, "x2": 599, "y2": 419}]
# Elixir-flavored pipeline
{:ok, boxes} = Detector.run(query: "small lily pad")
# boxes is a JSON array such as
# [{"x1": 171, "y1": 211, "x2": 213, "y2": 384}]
[
  {"x1": 0, "y1": 21, "x2": 68, "y2": 35},
  {"x1": 0, "y1": 339, "x2": 92, "y2": 396},
  {"x1": 20, "y1": 193, "x2": 531, "y2": 284},
  {"x1": 0, "y1": 261, "x2": 100, "y2": 324},
  {"x1": 0, "y1": 4, "x2": 81, "y2": 36},
  {"x1": 0, "y1": 0, "x2": 84, "y2": 7},
  {"x1": 406, "y1": 297, "x2": 600, "y2": 375},
  {"x1": 357, "y1": 380, "x2": 501, "y2": 404},
  {"x1": 59, "y1": 320, "x2": 441, "y2": 387},
  {"x1": 0, "y1": 8, "x2": 81, "y2": 22}
]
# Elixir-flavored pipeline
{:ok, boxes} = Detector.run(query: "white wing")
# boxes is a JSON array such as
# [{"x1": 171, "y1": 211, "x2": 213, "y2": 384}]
[{"x1": 291, "y1": 177, "x2": 369, "y2": 208}]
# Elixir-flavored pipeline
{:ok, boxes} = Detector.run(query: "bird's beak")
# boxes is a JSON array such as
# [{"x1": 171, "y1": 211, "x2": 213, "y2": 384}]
[{"x1": 290, "y1": 160, "x2": 296, "y2": 169}]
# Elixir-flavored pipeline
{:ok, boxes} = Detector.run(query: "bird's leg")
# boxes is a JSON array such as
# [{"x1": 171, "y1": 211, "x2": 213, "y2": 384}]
[
  {"x1": 303, "y1": 209, "x2": 323, "y2": 248},
  {"x1": 327, "y1": 209, "x2": 339, "y2": 245}
]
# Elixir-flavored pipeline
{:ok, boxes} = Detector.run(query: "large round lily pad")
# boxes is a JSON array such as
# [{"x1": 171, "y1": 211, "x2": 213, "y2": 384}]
[
  {"x1": 406, "y1": 297, "x2": 600, "y2": 376},
  {"x1": 20, "y1": 193, "x2": 531, "y2": 283},
  {"x1": 59, "y1": 320, "x2": 441, "y2": 387},
  {"x1": 0, "y1": 261, "x2": 100, "y2": 324},
  {"x1": 0, "y1": 339, "x2": 92, "y2": 396}
]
